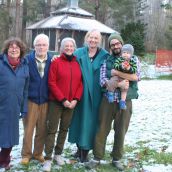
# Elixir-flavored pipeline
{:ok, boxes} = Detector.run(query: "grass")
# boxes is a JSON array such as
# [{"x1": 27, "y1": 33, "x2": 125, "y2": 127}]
[
  {"x1": 7, "y1": 144, "x2": 172, "y2": 172},
  {"x1": 142, "y1": 74, "x2": 172, "y2": 80},
  {"x1": 140, "y1": 53, "x2": 156, "y2": 65},
  {"x1": 156, "y1": 74, "x2": 172, "y2": 80},
  {"x1": 124, "y1": 143, "x2": 172, "y2": 170}
]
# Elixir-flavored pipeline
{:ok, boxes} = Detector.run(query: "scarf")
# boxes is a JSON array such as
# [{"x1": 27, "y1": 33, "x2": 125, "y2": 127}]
[
  {"x1": 63, "y1": 53, "x2": 74, "y2": 61},
  {"x1": 7, "y1": 55, "x2": 20, "y2": 70}
]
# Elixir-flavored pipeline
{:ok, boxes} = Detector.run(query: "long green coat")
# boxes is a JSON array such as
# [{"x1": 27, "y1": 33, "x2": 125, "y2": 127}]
[{"x1": 68, "y1": 46, "x2": 108, "y2": 150}]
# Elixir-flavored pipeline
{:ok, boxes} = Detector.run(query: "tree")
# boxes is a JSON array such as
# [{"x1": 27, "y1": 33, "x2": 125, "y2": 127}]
[
  {"x1": 0, "y1": 2, "x2": 12, "y2": 48},
  {"x1": 45, "y1": 0, "x2": 51, "y2": 17},
  {"x1": 163, "y1": 3, "x2": 172, "y2": 49},
  {"x1": 15, "y1": 0, "x2": 21, "y2": 37},
  {"x1": 22, "y1": 0, "x2": 51, "y2": 40},
  {"x1": 165, "y1": 23, "x2": 172, "y2": 49},
  {"x1": 121, "y1": 22, "x2": 145, "y2": 56},
  {"x1": 109, "y1": 0, "x2": 135, "y2": 30},
  {"x1": 79, "y1": 0, "x2": 135, "y2": 31}
]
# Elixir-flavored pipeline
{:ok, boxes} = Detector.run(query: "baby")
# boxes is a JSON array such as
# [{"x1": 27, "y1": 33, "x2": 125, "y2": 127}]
[{"x1": 107, "y1": 44, "x2": 137, "y2": 110}]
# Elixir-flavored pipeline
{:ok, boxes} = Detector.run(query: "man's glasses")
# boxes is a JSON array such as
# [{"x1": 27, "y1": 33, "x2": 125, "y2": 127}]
[
  {"x1": 110, "y1": 42, "x2": 121, "y2": 48},
  {"x1": 35, "y1": 44, "x2": 48, "y2": 47}
]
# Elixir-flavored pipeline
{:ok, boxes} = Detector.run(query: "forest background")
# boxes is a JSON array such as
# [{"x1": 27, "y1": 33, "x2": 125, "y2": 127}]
[{"x1": 0, "y1": 0, "x2": 172, "y2": 57}]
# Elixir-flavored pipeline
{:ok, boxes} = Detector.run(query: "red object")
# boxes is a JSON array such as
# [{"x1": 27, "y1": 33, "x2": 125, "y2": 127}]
[
  {"x1": 156, "y1": 49, "x2": 172, "y2": 72},
  {"x1": 123, "y1": 61, "x2": 130, "y2": 67},
  {"x1": 48, "y1": 54, "x2": 83, "y2": 102}
]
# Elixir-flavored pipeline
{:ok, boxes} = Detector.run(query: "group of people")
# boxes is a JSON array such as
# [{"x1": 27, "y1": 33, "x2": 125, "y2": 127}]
[{"x1": 0, "y1": 29, "x2": 140, "y2": 171}]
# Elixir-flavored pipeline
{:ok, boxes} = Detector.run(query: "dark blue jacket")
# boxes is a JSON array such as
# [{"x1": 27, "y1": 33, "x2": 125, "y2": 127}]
[
  {"x1": 26, "y1": 51, "x2": 52, "y2": 104},
  {"x1": 0, "y1": 54, "x2": 29, "y2": 147}
]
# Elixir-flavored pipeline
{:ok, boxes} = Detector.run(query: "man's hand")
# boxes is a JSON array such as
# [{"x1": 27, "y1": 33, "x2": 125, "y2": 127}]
[
  {"x1": 111, "y1": 69, "x2": 118, "y2": 77},
  {"x1": 106, "y1": 76, "x2": 118, "y2": 91},
  {"x1": 111, "y1": 69, "x2": 138, "y2": 81},
  {"x1": 118, "y1": 79, "x2": 129, "y2": 90},
  {"x1": 51, "y1": 55, "x2": 59, "y2": 62}
]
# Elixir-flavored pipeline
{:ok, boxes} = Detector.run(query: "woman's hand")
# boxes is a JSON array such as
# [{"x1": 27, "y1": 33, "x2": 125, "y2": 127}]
[
  {"x1": 63, "y1": 100, "x2": 71, "y2": 108},
  {"x1": 69, "y1": 100, "x2": 77, "y2": 109}
]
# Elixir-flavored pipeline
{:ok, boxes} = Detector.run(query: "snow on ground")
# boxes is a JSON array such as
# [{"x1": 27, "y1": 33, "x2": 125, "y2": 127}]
[
  {"x1": 125, "y1": 80, "x2": 172, "y2": 151},
  {"x1": 1, "y1": 80, "x2": 172, "y2": 172},
  {"x1": 108, "y1": 80, "x2": 172, "y2": 171}
]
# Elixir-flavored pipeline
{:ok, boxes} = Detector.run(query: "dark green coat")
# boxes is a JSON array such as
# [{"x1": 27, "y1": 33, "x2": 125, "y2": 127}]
[{"x1": 68, "y1": 47, "x2": 108, "y2": 150}]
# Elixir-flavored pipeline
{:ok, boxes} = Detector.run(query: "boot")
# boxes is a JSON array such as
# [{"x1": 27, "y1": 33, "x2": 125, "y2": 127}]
[
  {"x1": 0, "y1": 147, "x2": 12, "y2": 170},
  {"x1": 73, "y1": 148, "x2": 81, "y2": 159},
  {"x1": 80, "y1": 149, "x2": 89, "y2": 163},
  {"x1": 72, "y1": 144, "x2": 81, "y2": 159}
]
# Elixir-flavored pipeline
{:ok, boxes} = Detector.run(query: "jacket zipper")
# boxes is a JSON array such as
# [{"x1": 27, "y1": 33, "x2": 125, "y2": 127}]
[{"x1": 69, "y1": 62, "x2": 72, "y2": 101}]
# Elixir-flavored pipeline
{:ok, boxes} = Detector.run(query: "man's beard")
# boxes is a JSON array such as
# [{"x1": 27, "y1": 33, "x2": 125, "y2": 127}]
[{"x1": 112, "y1": 48, "x2": 121, "y2": 56}]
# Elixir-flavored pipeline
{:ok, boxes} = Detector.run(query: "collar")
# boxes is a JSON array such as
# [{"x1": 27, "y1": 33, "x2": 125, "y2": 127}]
[{"x1": 35, "y1": 55, "x2": 47, "y2": 63}]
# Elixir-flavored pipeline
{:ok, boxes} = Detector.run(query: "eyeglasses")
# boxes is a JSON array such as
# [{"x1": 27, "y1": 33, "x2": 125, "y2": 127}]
[
  {"x1": 9, "y1": 46, "x2": 20, "y2": 50},
  {"x1": 110, "y1": 42, "x2": 121, "y2": 48},
  {"x1": 35, "y1": 44, "x2": 48, "y2": 47}
]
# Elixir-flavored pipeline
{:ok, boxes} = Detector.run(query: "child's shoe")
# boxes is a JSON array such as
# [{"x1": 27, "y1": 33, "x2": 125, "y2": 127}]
[{"x1": 119, "y1": 100, "x2": 127, "y2": 110}]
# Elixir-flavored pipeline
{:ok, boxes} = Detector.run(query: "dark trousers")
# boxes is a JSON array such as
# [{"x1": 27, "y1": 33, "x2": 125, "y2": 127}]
[
  {"x1": 75, "y1": 145, "x2": 89, "y2": 162},
  {"x1": 93, "y1": 96, "x2": 132, "y2": 160},
  {"x1": 0, "y1": 147, "x2": 12, "y2": 166},
  {"x1": 44, "y1": 101, "x2": 74, "y2": 160}
]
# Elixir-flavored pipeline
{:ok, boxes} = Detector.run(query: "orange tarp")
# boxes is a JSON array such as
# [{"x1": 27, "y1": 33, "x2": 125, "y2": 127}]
[{"x1": 155, "y1": 49, "x2": 172, "y2": 72}]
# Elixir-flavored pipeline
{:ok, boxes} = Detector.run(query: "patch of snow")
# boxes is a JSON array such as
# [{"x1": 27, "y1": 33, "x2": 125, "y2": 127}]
[
  {"x1": 141, "y1": 64, "x2": 172, "y2": 78},
  {"x1": 143, "y1": 164, "x2": 172, "y2": 172},
  {"x1": 1, "y1": 80, "x2": 171, "y2": 172},
  {"x1": 124, "y1": 80, "x2": 172, "y2": 153}
]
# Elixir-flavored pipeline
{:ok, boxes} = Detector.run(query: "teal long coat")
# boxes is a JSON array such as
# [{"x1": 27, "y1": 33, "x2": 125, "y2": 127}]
[{"x1": 68, "y1": 47, "x2": 108, "y2": 150}]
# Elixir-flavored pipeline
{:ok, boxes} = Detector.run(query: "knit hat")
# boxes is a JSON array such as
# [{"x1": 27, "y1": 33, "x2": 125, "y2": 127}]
[
  {"x1": 108, "y1": 33, "x2": 124, "y2": 47},
  {"x1": 121, "y1": 44, "x2": 134, "y2": 56}
]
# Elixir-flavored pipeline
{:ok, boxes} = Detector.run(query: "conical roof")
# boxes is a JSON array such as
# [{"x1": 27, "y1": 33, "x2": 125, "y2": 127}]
[{"x1": 51, "y1": 7, "x2": 93, "y2": 18}]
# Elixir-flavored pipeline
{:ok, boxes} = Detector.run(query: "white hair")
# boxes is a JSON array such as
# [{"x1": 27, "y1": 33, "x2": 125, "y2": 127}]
[
  {"x1": 84, "y1": 29, "x2": 102, "y2": 48},
  {"x1": 33, "y1": 33, "x2": 49, "y2": 47},
  {"x1": 60, "y1": 37, "x2": 76, "y2": 54}
]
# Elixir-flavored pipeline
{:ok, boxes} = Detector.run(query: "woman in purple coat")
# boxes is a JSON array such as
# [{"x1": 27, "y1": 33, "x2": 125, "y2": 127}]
[{"x1": 0, "y1": 37, "x2": 29, "y2": 170}]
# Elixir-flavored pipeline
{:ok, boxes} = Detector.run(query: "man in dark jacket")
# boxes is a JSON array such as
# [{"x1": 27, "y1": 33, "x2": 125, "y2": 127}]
[
  {"x1": 85, "y1": 33, "x2": 140, "y2": 171},
  {"x1": 21, "y1": 34, "x2": 52, "y2": 165}
]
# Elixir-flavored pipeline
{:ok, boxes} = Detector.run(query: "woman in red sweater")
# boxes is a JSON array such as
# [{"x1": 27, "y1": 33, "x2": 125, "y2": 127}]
[{"x1": 43, "y1": 38, "x2": 83, "y2": 172}]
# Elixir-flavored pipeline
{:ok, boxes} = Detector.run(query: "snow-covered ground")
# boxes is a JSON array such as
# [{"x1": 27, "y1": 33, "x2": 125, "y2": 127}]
[
  {"x1": 1, "y1": 80, "x2": 172, "y2": 172},
  {"x1": 123, "y1": 80, "x2": 172, "y2": 171},
  {"x1": 126, "y1": 80, "x2": 172, "y2": 151}
]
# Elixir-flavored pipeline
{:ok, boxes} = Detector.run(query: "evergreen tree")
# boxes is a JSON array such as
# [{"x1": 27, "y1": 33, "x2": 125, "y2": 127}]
[
  {"x1": 0, "y1": 8, "x2": 12, "y2": 49},
  {"x1": 121, "y1": 22, "x2": 145, "y2": 56}
]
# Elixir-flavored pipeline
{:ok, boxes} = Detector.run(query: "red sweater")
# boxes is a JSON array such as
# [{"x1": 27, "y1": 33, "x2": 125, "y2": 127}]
[{"x1": 48, "y1": 54, "x2": 83, "y2": 102}]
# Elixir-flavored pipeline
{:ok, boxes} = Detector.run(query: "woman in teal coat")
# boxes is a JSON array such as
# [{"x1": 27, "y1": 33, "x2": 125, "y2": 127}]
[
  {"x1": 68, "y1": 29, "x2": 109, "y2": 162},
  {"x1": 0, "y1": 37, "x2": 29, "y2": 169}
]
